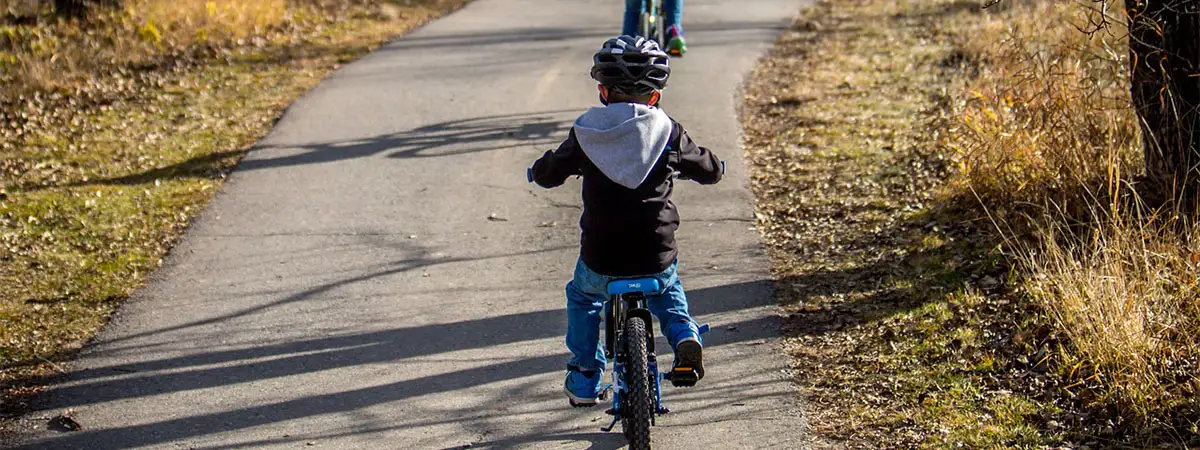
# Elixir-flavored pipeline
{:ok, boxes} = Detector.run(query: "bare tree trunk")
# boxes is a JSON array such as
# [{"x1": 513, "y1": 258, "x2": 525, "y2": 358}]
[
  {"x1": 1129, "y1": 0, "x2": 1200, "y2": 215},
  {"x1": 53, "y1": 0, "x2": 119, "y2": 17},
  {"x1": 53, "y1": 0, "x2": 84, "y2": 16}
]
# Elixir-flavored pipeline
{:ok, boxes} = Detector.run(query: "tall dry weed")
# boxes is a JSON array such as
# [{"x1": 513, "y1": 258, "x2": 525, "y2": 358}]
[
  {"x1": 945, "y1": 0, "x2": 1141, "y2": 216},
  {"x1": 1024, "y1": 210, "x2": 1200, "y2": 422},
  {"x1": 126, "y1": 0, "x2": 286, "y2": 46},
  {"x1": 0, "y1": 0, "x2": 287, "y2": 94},
  {"x1": 943, "y1": 0, "x2": 1200, "y2": 429}
]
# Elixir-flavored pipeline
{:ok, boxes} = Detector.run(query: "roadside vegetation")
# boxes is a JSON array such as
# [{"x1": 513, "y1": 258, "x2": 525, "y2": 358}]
[
  {"x1": 946, "y1": 0, "x2": 1198, "y2": 440},
  {"x1": 744, "y1": 0, "x2": 1198, "y2": 447},
  {"x1": 0, "y1": 0, "x2": 466, "y2": 429}
]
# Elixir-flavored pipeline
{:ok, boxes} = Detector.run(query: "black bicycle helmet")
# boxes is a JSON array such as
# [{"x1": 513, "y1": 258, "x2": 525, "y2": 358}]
[{"x1": 590, "y1": 35, "x2": 671, "y2": 96}]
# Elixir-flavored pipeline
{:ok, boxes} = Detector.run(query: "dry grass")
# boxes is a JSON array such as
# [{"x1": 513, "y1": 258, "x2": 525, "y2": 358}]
[
  {"x1": 0, "y1": 0, "x2": 466, "y2": 431},
  {"x1": 742, "y1": 0, "x2": 1060, "y2": 447},
  {"x1": 128, "y1": 0, "x2": 287, "y2": 43},
  {"x1": 941, "y1": 0, "x2": 1200, "y2": 437},
  {"x1": 943, "y1": 0, "x2": 1141, "y2": 215},
  {"x1": 1, "y1": 0, "x2": 289, "y2": 93},
  {"x1": 1024, "y1": 214, "x2": 1200, "y2": 424},
  {"x1": 747, "y1": 0, "x2": 1199, "y2": 445},
  {"x1": 0, "y1": 0, "x2": 413, "y2": 95}
]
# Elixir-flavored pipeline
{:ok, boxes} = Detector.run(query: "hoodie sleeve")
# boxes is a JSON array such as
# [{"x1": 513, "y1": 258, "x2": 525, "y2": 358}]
[
  {"x1": 672, "y1": 123, "x2": 723, "y2": 185},
  {"x1": 531, "y1": 128, "x2": 584, "y2": 188}
]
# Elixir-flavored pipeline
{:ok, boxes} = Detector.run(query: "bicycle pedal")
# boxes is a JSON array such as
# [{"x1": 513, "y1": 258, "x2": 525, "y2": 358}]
[{"x1": 668, "y1": 368, "x2": 699, "y2": 387}]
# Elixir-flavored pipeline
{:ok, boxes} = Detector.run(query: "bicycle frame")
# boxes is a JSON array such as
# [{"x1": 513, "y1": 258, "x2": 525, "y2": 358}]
[
  {"x1": 642, "y1": 0, "x2": 660, "y2": 17},
  {"x1": 637, "y1": 0, "x2": 667, "y2": 45}
]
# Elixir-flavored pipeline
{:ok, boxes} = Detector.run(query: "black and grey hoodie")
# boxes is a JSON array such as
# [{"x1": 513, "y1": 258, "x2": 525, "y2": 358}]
[{"x1": 531, "y1": 103, "x2": 723, "y2": 277}]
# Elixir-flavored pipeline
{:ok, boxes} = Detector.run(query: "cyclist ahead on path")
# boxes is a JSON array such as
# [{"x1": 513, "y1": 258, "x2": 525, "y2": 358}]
[
  {"x1": 624, "y1": 0, "x2": 687, "y2": 55},
  {"x1": 529, "y1": 36, "x2": 722, "y2": 406}
]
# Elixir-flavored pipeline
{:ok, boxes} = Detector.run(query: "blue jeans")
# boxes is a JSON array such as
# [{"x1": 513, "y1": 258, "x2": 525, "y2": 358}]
[
  {"x1": 623, "y1": 0, "x2": 683, "y2": 37},
  {"x1": 565, "y1": 258, "x2": 700, "y2": 372}
]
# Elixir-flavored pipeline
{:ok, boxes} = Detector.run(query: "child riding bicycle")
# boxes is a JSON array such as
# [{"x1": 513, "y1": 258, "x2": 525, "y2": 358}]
[{"x1": 529, "y1": 35, "x2": 722, "y2": 406}]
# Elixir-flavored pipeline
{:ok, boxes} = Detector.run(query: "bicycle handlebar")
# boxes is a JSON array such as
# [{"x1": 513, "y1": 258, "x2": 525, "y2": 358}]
[
  {"x1": 527, "y1": 161, "x2": 724, "y2": 183},
  {"x1": 673, "y1": 161, "x2": 725, "y2": 181}
]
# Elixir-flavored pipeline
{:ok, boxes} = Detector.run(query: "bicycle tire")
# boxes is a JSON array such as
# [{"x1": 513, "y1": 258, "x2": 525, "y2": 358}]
[{"x1": 622, "y1": 316, "x2": 654, "y2": 449}]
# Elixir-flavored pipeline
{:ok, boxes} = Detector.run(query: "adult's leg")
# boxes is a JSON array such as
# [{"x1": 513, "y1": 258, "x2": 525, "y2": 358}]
[
  {"x1": 623, "y1": 0, "x2": 643, "y2": 36},
  {"x1": 663, "y1": 0, "x2": 683, "y2": 31}
]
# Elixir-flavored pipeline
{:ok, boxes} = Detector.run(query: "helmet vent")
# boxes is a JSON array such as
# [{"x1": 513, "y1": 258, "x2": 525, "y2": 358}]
[{"x1": 590, "y1": 35, "x2": 672, "y2": 96}]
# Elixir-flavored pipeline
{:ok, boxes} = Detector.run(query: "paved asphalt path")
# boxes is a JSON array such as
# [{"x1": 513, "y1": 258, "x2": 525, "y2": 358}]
[{"x1": 12, "y1": 0, "x2": 809, "y2": 448}]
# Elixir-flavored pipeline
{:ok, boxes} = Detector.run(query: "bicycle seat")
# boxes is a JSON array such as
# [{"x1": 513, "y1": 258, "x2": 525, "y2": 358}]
[{"x1": 606, "y1": 278, "x2": 662, "y2": 296}]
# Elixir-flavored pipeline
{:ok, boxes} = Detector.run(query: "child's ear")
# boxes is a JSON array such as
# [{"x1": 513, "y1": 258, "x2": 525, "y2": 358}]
[
  {"x1": 649, "y1": 91, "x2": 662, "y2": 107},
  {"x1": 598, "y1": 84, "x2": 610, "y2": 105}
]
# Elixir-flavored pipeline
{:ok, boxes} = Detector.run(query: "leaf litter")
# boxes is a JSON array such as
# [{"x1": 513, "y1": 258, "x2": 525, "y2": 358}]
[{"x1": 742, "y1": 0, "x2": 1068, "y2": 447}]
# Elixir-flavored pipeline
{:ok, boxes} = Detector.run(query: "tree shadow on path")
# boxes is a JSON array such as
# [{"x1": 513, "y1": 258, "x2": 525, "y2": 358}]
[
  {"x1": 18, "y1": 278, "x2": 777, "y2": 449},
  {"x1": 34, "y1": 110, "x2": 574, "y2": 192}
]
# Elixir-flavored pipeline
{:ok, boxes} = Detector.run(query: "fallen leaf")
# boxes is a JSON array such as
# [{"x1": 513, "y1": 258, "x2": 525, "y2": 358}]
[{"x1": 49, "y1": 409, "x2": 82, "y2": 431}]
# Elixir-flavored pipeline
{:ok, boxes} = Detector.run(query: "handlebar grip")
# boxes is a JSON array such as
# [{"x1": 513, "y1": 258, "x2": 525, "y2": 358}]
[
  {"x1": 721, "y1": 161, "x2": 726, "y2": 176},
  {"x1": 527, "y1": 167, "x2": 534, "y2": 183}
]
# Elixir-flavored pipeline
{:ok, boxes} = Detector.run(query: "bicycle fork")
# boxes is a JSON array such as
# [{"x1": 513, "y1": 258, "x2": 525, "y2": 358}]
[{"x1": 601, "y1": 352, "x2": 670, "y2": 432}]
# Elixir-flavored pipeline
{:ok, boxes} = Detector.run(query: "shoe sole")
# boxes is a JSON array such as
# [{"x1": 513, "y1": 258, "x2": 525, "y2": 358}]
[
  {"x1": 667, "y1": 38, "x2": 686, "y2": 57},
  {"x1": 671, "y1": 339, "x2": 703, "y2": 387},
  {"x1": 564, "y1": 387, "x2": 598, "y2": 407}
]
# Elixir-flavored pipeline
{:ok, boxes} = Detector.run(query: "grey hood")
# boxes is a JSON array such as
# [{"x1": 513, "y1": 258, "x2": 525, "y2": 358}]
[{"x1": 573, "y1": 103, "x2": 673, "y2": 189}]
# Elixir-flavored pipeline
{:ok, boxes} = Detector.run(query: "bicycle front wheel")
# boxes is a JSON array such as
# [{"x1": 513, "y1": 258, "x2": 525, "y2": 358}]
[{"x1": 622, "y1": 316, "x2": 653, "y2": 449}]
